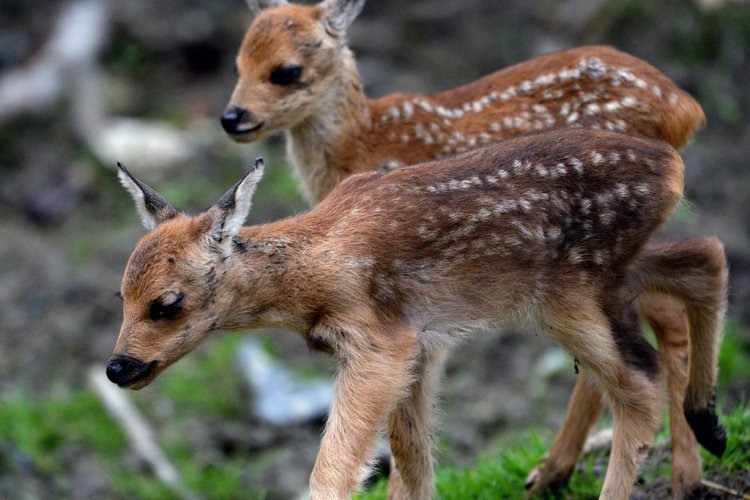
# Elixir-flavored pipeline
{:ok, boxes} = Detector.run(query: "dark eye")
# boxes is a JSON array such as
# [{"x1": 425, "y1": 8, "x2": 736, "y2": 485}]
[
  {"x1": 149, "y1": 292, "x2": 184, "y2": 321},
  {"x1": 270, "y1": 65, "x2": 302, "y2": 85}
]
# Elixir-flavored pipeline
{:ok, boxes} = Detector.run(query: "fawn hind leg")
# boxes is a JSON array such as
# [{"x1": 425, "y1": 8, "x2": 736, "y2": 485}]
[
  {"x1": 524, "y1": 374, "x2": 605, "y2": 495},
  {"x1": 387, "y1": 349, "x2": 444, "y2": 500},
  {"x1": 543, "y1": 293, "x2": 664, "y2": 500},
  {"x1": 638, "y1": 292, "x2": 701, "y2": 498}
]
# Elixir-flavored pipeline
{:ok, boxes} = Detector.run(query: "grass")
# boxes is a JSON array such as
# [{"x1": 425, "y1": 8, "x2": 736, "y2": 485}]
[
  {"x1": 358, "y1": 403, "x2": 750, "y2": 499},
  {"x1": 1, "y1": 320, "x2": 749, "y2": 498}
]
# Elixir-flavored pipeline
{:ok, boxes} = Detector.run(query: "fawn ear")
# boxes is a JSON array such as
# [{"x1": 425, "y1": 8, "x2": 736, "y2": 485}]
[
  {"x1": 208, "y1": 158, "x2": 265, "y2": 249},
  {"x1": 245, "y1": 0, "x2": 288, "y2": 15},
  {"x1": 321, "y1": 0, "x2": 365, "y2": 36},
  {"x1": 117, "y1": 162, "x2": 180, "y2": 231}
]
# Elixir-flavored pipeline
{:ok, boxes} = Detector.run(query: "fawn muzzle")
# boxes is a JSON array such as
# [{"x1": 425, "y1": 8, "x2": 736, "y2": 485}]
[
  {"x1": 106, "y1": 354, "x2": 157, "y2": 388},
  {"x1": 221, "y1": 106, "x2": 264, "y2": 136}
]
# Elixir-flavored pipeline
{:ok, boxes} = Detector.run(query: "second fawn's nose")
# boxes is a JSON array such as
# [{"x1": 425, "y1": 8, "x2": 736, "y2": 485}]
[
  {"x1": 106, "y1": 355, "x2": 144, "y2": 384},
  {"x1": 221, "y1": 106, "x2": 252, "y2": 133}
]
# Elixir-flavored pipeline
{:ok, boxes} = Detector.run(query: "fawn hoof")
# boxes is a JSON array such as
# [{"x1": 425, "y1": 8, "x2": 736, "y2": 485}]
[
  {"x1": 684, "y1": 406, "x2": 726, "y2": 457},
  {"x1": 524, "y1": 459, "x2": 574, "y2": 495}
]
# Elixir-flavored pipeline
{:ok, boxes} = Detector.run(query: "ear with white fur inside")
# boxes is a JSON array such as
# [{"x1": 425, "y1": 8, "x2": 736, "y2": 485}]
[
  {"x1": 116, "y1": 162, "x2": 180, "y2": 231},
  {"x1": 321, "y1": 0, "x2": 365, "y2": 36},
  {"x1": 209, "y1": 158, "x2": 265, "y2": 248}
]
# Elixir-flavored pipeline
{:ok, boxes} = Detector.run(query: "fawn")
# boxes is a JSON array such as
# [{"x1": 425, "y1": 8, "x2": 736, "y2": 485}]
[
  {"x1": 108, "y1": 129, "x2": 725, "y2": 499},
  {"x1": 221, "y1": 0, "x2": 727, "y2": 495}
]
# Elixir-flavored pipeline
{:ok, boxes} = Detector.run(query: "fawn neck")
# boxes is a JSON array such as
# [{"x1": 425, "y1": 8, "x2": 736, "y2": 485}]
[
  {"x1": 219, "y1": 220, "x2": 335, "y2": 333},
  {"x1": 286, "y1": 47, "x2": 372, "y2": 203}
]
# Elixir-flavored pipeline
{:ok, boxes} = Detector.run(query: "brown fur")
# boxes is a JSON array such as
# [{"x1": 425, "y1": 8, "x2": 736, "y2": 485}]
[
  {"x1": 223, "y1": 2, "x2": 724, "y2": 496},
  {"x1": 110, "y1": 129, "x2": 717, "y2": 499}
]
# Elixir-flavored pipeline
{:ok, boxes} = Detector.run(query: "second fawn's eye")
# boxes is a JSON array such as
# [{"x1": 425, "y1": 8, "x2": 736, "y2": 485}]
[
  {"x1": 149, "y1": 292, "x2": 184, "y2": 322},
  {"x1": 270, "y1": 65, "x2": 302, "y2": 85}
]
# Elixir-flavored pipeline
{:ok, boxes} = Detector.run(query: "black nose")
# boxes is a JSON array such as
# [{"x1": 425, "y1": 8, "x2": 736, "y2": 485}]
[
  {"x1": 106, "y1": 355, "x2": 150, "y2": 385},
  {"x1": 221, "y1": 106, "x2": 252, "y2": 134}
]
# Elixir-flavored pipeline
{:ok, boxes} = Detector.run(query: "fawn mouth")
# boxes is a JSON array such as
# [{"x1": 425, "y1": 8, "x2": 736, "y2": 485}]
[
  {"x1": 229, "y1": 121, "x2": 265, "y2": 139},
  {"x1": 117, "y1": 361, "x2": 158, "y2": 389}
]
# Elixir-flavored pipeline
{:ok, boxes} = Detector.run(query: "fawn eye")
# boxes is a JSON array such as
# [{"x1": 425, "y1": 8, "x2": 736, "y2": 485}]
[
  {"x1": 270, "y1": 65, "x2": 302, "y2": 85},
  {"x1": 149, "y1": 292, "x2": 184, "y2": 321}
]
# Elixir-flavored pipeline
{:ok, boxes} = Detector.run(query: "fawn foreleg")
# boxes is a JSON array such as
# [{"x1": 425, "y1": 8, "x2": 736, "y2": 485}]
[{"x1": 310, "y1": 320, "x2": 419, "y2": 500}]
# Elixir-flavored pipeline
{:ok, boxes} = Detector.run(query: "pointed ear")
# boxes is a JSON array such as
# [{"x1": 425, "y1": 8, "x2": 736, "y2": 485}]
[
  {"x1": 208, "y1": 158, "x2": 265, "y2": 248},
  {"x1": 321, "y1": 0, "x2": 365, "y2": 36},
  {"x1": 117, "y1": 162, "x2": 180, "y2": 230},
  {"x1": 245, "y1": 0, "x2": 289, "y2": 15}
]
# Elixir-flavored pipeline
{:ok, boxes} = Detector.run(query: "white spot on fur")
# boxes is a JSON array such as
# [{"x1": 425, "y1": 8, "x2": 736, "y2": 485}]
[
  {"x1": 585, "y1": 103, "x2": 601, "y2": 115},
  {"x1": 535, "y1": 73, "x2": 557, "y2": 87},
  {"x1": 551, "y1": 163, "x2": 567, "y2": 178},
  {"x1": 403, "y1": 102, "x2": 414, "y2": 120},
  {"x1": 604, "y1": 101, "x2": 622, "y2": 112},
  {"x1": 591, "y1": 151, "x2": 604, "y2": 165},
  {"x1": 569, "y1": 157, "x2": 584, "y2": 174},
  {"x1": 580, "y1": 198, "x2": 592, "y2": 214},
  {"x1": 566, "y1": 111, "x2": 580, "y2": 123},
  {"x1": 493, "y1": 200, "x2": 516, "y2": 214},
  {"x1": 622, "y1": 96, "x2": 638, "y2": 108}
]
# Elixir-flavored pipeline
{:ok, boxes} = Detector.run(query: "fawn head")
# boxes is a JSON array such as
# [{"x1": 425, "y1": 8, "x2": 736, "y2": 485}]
[
  {"x1": 221, "y1": 0, "x2": 365, "y2": 141},
  {"x1": 107, "y1": 160, "x2": 265, "y2": 389}
]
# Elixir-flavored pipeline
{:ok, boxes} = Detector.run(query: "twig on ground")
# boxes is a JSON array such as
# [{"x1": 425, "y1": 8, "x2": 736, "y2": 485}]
[
  {"x1": 87, "y1": 364, "x2": 198, "y2": 499},
  {"x1": 702, "y1": 479, "x2": 750, "y2": 499}
]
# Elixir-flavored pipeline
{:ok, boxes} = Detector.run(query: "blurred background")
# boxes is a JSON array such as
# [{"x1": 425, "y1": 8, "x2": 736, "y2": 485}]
[{"x1": 1, "y1": 0, "x2": 748, "y2": 498}]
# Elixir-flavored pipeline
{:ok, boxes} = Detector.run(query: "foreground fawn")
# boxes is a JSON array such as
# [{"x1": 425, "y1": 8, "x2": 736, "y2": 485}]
[
  {"x1": 108, "y1": 129, "x2": 726, "y2": 499},
  {"x1": 221, "y1": 0, "x2": 727, "y2": 495}
]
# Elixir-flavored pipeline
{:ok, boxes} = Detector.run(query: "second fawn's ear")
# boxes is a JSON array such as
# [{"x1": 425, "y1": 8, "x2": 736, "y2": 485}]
[
  {"x1": 208, "y1": 158, "x2": 265, "y2": 248},
  {"x1": 245, "y1": 0, "x2": 289, "y2": 15},
  {"x1": 117, "y1": 162, "x2": 180, "y2": 231},
  {"x1": 321, "y1": 0, "x2": 365, "y2": 36}
]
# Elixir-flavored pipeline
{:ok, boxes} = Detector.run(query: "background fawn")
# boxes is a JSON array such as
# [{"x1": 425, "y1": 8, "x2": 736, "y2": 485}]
[
  {"x1": 108, "y1": 128, "x2": 725, "y2": 499},
  {"x1": 221, "y1": 0, "x2": 727, "y2": 495}
]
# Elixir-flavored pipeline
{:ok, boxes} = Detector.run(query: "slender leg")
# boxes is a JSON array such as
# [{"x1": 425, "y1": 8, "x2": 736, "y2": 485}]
[
  {"x1": 638, "y1": 293, "x2": 701, "y2": 498},
  {"x1": 524, "y1": 375, "x2": 605, "y2": 495},
  {"x1": 387, "y1": 350, "x2": 444, "y2": 500},
  {"x1": 542, "y1": 294, "x2": 664, "y2": 500},
  {"x1": 601, "y1": 370, "x2": 664, "y2": 500},
  {"x1": 309, "y1": 323, "x2": 418, "y2": 500}
]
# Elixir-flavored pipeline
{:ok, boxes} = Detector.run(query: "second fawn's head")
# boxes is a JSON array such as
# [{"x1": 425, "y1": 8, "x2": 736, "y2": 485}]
[
  {"x1": 107, "y1": 160, "x2": 266, "y2": 389},
  {"x1": 221, "y1": 0, "x2": 365, "y2": 141}
]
